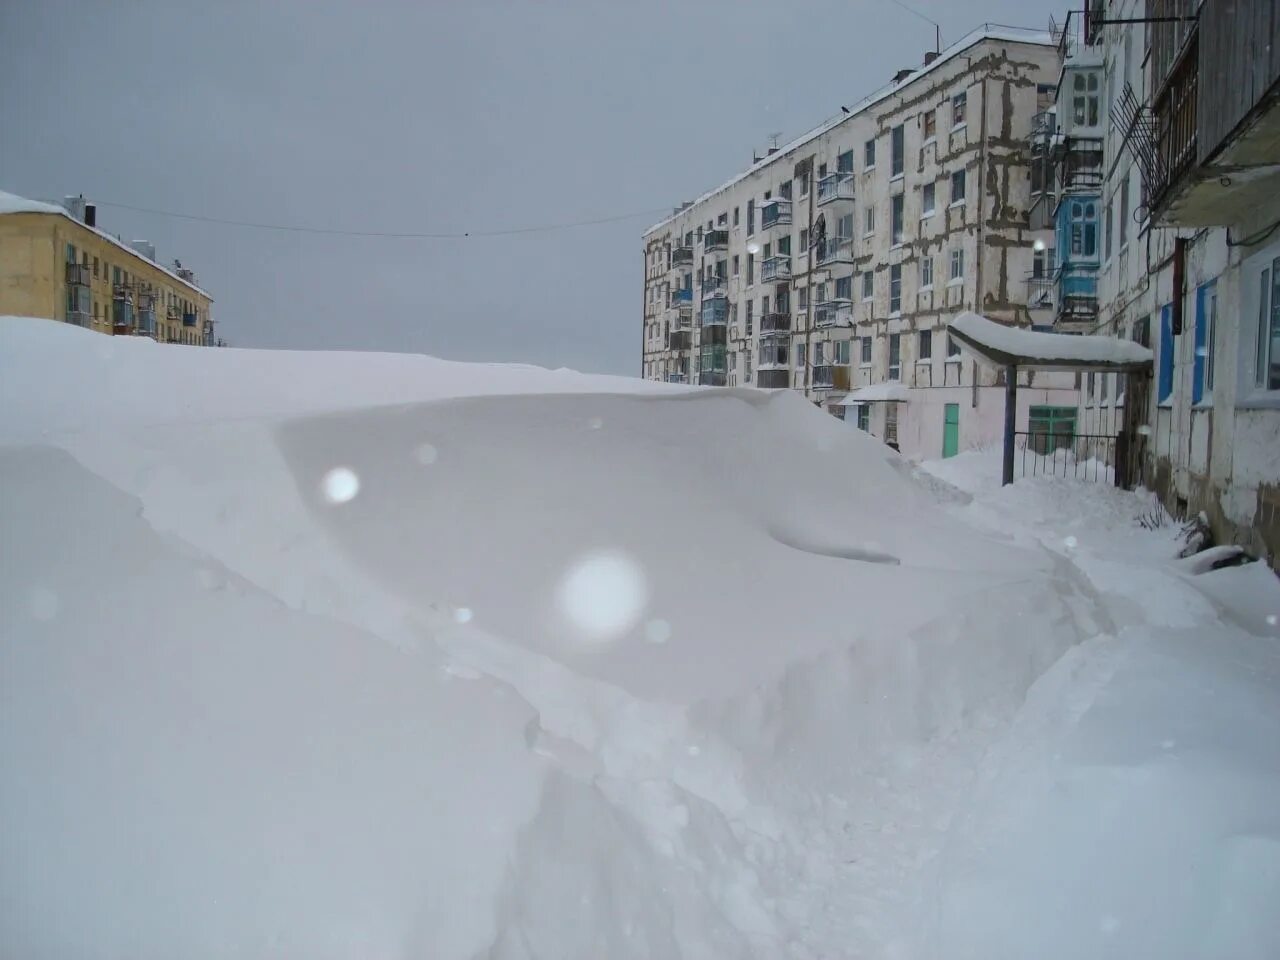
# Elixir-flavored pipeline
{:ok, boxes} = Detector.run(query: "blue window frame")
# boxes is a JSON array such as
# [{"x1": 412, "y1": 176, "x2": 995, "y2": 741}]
[
  {"x1": 1194, "y1": 280, "x2": 1217, "y2": 404},
  {"x1": 1158, "y1": 303, "x2": 1174, "y2": 403}
]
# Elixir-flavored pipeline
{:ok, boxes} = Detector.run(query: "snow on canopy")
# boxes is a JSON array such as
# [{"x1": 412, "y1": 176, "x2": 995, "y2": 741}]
[
  {"x1": 839, "y1": 382, "x2": 910, "y2": 404},
  {"x1": 949, "y1": 310, "x2": 1154, "y2": 371}
]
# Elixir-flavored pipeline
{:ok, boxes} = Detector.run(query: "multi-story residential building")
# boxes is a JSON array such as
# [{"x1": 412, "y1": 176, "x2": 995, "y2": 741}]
[
  {"x1": 641, "y1": 26, "x2": 1080, "y2": 460},
  {"x1": 1079, "y1": 0, "x2": 1280, "y2": 564},
  {"x1": 0, "y1": 190, "x2": 216, "y2": 346}
]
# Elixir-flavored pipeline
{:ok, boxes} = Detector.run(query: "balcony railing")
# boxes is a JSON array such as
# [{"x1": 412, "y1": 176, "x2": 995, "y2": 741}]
[
  {"x1": 112, "y1": 283, "x2": 134, "y2": 302},
  {"x1": 67, "y1": 309, "x2": 91, "y2": 328},
  {"x1": 756, "y1": 369, "x2": 791, "y2": 389},
  {"x1": 668, "y1": 304, "x2": 693, "y2": 329},
  {"x1": 760, "y1": 198, "x2": 792, "y2": 229},
  {"x1": 670, "y1": 287, "x2": 693, "y2": 305},
  {"x1": 703, "y1": 229, "x2": 729, "y2": 252},
  {"x1": 1025, "y1": 275, "x2": 1055, "y2": 311},
  {"x1": 1055, "y1": 139, "x2": 1104, "y2": 193},
  {"x1": 666, "y1": 373, "x2": 689, "y2": 384},
  {"x1": 812, "y1": 364, "x2": 852, "y2": 390},
  {"x1": 671, "y1": 245, "x2": 695, "y2": 267},
  {"x1": 702, "y1": 273, "x2": 727, "y2": 295},
  {"x1": 112, "y1": 301, "x2": 134, "y2": 333},
  {"x1": 813, "y1": 299, "x2": 854, "y2": 328},
  {"x1": 65, "y1": 262, "x2": 90, "y2": 286},
  {"x1": 667, "y1": 329, "x2": 692, "y2": 351},
  {"x1": 1150, "y1": 32, "x2": 1199, "y2": 214},
  {"x1": 700, "y1": 296, "x2": 728, "y2": 326},
  {"x1": 183, "y1": 311, "x2": 198, "y2": 327},
  {"x1": 698, "y1": 371, "x2": 727, "y2": 387},
  {"x1": 759, "y1": 311, "x2": 791, "y2": 334},
  {"x1": 817, "y1": 173, "x2": 855, "y2": 205},
  {"x1": 761, "y1": 256, "x2": 792, "y2": 282},
  {"x1": 816, "y1": 237, "x2": 854, "y2": 265}
]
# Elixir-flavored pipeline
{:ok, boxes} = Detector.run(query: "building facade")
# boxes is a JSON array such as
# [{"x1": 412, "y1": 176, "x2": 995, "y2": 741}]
[
  {"x1": 1065, "y1": 0, "x2": 1280, "y2": 564},
  {"x1": 0, "y1": 191, "x2": 216, "y2": 346},
  {"x1": 641, "y1": 27, "x2": 1079, "y2": 460}
]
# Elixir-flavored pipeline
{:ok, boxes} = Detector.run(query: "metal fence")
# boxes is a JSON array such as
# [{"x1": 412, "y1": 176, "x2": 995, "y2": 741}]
[{"x1": 1013, "y1": 431, "x2": 1117, "y2": 483}]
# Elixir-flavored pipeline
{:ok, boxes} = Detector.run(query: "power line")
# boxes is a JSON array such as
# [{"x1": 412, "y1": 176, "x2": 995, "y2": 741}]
[
  {"x1": 91, "y1": 199, "x2": 671, "y2": 239},
  {"x1": 880, "y1": 0, "x2": 942, "y2": 50}
]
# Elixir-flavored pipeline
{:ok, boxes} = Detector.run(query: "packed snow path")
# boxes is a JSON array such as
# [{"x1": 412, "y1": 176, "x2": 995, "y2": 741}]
[{"x1": 2, "y1": 318, "x2": 1278, "y2": 959}]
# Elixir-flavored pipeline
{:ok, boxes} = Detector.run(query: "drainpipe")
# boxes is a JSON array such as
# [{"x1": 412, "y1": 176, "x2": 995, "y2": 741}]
[
  {"x1": 1003, "y1": 363, "x2": 1018, "y2": 485},
  {"x1": 974, "y1": 71, "x2": 990, "y2": 413}
]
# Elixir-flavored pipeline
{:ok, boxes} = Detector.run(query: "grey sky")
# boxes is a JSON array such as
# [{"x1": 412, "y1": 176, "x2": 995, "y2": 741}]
[{"x1": 1, "y1": 0, "x2": 1065, "y2": 374}]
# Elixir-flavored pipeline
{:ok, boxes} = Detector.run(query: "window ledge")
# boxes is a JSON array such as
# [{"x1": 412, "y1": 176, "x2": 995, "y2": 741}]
[
  {"x1": 918, "y1": 285, "x2": 933, "y2": 293},
  {"x1": 1236, "y1": 393, "x2": 1280, "y2": 410},
  {"x1": 890, "y1": 173, "x2": 904, "y2": 183},
  {"x1": 890, "y1": 241, "x2": 905, "y2": 250},
  {"x1": 951, "y1": 122, "x2": 967, "y2": 134},
  {"x1": 923, "y1": 136, "x2": 936, "y2": 147},
  {"x1": 915, "y1": 358, "x2": 932, "y2": 364},
  {"x1": 864, "y1": 165, "x2": 876, "y2": 172},
  {"x1": 949, "y1": 199, "x2": 966, "y2": 209},
  {"x1": 921, "y1": 211, "x2": 935, "y2": 220},
  {"x1": 946, "y1": 278, "x2": 965, "y2": 287}
]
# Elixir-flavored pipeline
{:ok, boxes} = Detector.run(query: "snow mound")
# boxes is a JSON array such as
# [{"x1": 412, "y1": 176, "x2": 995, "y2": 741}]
[{"x1": 3, "y1": 316, "x2": 1278, "y2": 958}]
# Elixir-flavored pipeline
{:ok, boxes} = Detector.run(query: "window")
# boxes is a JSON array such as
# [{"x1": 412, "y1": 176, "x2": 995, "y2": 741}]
[
  {"x1": 837, "y1": 149, "x2": 854, "y2": 173},
  {"x1": 747, "y1": 254, "x2": 755, "y2": 285},
  {"x1": 1105, "y1": 202, "x2": 1113, "y2": 260},
  {"x1": 835, "y1": 276, "x2": 852, "y2": 300},
  {"x1": 65, "y1": 243, "x2": 76, "y2": 263},
  {"x1": 763, "y1": 242, "x2": 771, "y2": 260},
  {"x1": 1072, "y1": 70, "x2": 1100, "y2": 127},
  {"x1": 947, "y1": 333, "x2": 961, "y2": 359},
  {"x1": 862, "y1": 271, "x2": 874, "y2": 300},
  {"x1": 919, "y1": 329, "x2": 932, "y2": 360},
  {"x1": 922, "y1": 182, "x2": 935, "y2": 216},
  {"x1": 952, "y1": 91, "x2": 967, "y2": 126},
  {"x1": 865, "y1": 137, "x2": 876, "y2": 168},
  {"x1": 798, "y1": 286, "x2": 808, "y2": 309},
  {"x1": 745, "y1": 300, "x2": 754, "y2": 334},
  {"x1": 92, "y1": 256, "x2": 99, "y2": 277},
  {"x1": 889, "y1": 264, "x2": 902, "y2": 313},
  {"x1": 800, "y1": 227, "x2": 809, "y2": 250},
  {"x1": 950, "y1": 170, "x2": 966, "y2": 205},
  {"x1": 746, "y1": 200, "x2": 755, "y2": 236},
  {"x1": 890, "y1": 195, "x2": 904, "y2": 245},
  {"x1": 1257, "y1": 259, "x2": 1280, "y2": 390},
  {"x1": 718, "y1": 212, "x2": 727, "y2": 226},
  {"x1": 778, "y1": 236, "x2": 791, "y2": 256},
  {"x1": 923, "y1": 109, "x2": 936, "y2": 142},
  {"x1": 780, "y1": 180, "x2": 793, "y2": 201},
  {"x1": 835, "y1": 340, "x2": 850, "y2": 364},
  {"x1": 795, "y1": 343, "x2": 804, "y2": 367},
  {"x1": 1159, "y1": 303, "x2": 1174, "y2": 402},
  {"x1": 857, "y1": 404, "x2": 870, "y2": 431},
  {"x1": 733, "y1": 207, "x2": 740, "y2": 227},
  {"x1": 891, "y1": 125, "x2": 904, "y2": 177},
  {"x1": 816, "y1": 282, "x2": 827, "y2": 303},
  {"x1": 1193, "y1": 280, "x2": 1218, "y2": 403},
  {"x1": 818, "y1": 162, "x2": 828, "y2": 179},
  {"x1": 813, "y1": 340, "x2": 824, "y2": 364},
  {"x1": 864, "y1": 205, "x2": 875, "y2": 235},
  {"x1": 744, "y1": 352, "x2": 752, "y2": 382},
  {"x1": 885, "y1": 404, "x2": 899, "y2": 446},
  {"x1": 761, "y1": 294, "x2": 770, "y2": 318},
  {"x1": 1119, "y1": 175, "x2": 1130, "y2": 247},
  {"x1": 920, "y1": 256, "x2": 933, "y2": 289},
  {"x1": 1069, "y1": 201, "x2": 1098, "y2": 257},
  {"x1": 860, "y1": 336, "x2": 872, "y2": 365},
  {"x1": 733, "y1": 255, "x2": 740, "y2": 276},
  {"x1": 889, "y1": 333, "x2": 901, "y2": 379},
  {"x1": 949, "y1": 248, "x2": 964, "y2": 282}
]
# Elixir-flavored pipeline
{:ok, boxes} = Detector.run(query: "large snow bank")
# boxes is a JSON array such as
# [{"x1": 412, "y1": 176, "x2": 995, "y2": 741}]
[{"x1": 3, "y1": 317, "x2": 1278, "y2": 959}]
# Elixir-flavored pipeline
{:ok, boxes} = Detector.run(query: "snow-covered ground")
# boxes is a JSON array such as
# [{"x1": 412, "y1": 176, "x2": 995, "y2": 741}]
[{"x1": 2, "y1": 316, "x2": 1278, "y2": 959}]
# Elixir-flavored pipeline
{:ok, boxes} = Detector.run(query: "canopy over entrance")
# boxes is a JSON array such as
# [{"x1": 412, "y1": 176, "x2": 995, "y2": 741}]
[
  {"x1": 945, "y1": 312, "x2": 1153, "y2": 487},
  {"x1": 948, "y1": 312, "x2": 1153, "y2": 373}
]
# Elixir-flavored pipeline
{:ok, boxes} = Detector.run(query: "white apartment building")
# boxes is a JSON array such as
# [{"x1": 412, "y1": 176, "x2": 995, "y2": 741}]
[
  {"x1": 641, "y1": 26, "x2": 1079, "y2": 460},
  {"x1": 1079, "y1": 0, "x2": 1280, "y2": 564}
]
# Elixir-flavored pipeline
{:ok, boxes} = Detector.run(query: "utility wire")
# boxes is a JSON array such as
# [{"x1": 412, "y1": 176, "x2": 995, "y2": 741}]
[{"x1": 91, "y1": 199, "x2": 670, "y2": 239}]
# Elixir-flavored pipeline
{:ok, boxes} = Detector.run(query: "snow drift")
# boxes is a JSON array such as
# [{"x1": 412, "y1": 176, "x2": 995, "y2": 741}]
[{"x1": 2, "y1": 317, "x2": 1277, "y2": 959}]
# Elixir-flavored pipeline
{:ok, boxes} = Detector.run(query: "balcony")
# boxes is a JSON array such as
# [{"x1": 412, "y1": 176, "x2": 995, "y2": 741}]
[
  {"x1": 816, "y1": 237, "x2": 854, "y2": 266},
  {"x1": 1054, "y1": 263, "x2": 1098, "y2": 330},
  {"x1": 671, "y1": 245, "x2": 695, "y2": 268},
  {"x1": 700, "y1": 295, "x2": 728, "y2": 326},
  {"x1": 698, "y1": 371, "x2": 727, "y2": 387},
  {"x1": 702, "y1": 273, "x2": 727, "y2": 295},
  {"x1": 756, "y1": 369, "x2": 791, "y2": 389},
  {"x1": 67, "y1": 309, "x2": 91, "y2": 328},
  {"x1": 760, "y1": 198, "x2": 792, "y2": 229},
  {"x1": 1053, "y1": 137, "x2": 1104, "y2": 194},
  {"x1": 761, "y1": 255, "x2": 792, "y2": 282},
  {"x1": 135, "y1": 307, "x2": 157, "y2": 336},
  {"x1": 813, "y1": 299, "x2": 853, "y2": 328},
  {"x1": 65, "y1": 262, "x2": 90, "y2": 286},
  {"x1": 667, "y1": 329, "x2": 692, "y2": 351},
  {"x1": 112, "y1": 301, "x2": 134, "y2": 334},
  {"x1": 817, "y1": 172, "x2": 855, "y2": 205},
  {"x1": 183, "y1": 311, "x2": 198, "y2": 327},
  {"x1": 670, "y1": 287, "x2": 693, "y2": 306},
  {"x1": 668, "y1": 304, "x2": 693, "y2": 330},
  {"x1": 1025, "y1": 275, "x2": 1055, "y2": 312},
  {"x1": 703, "y1": 229, "x2": 728, "y2": 252},
  {"x1": 759, "y1": 311, "x2": 791, "y2": 334},
  {"x1": 812, "y1": 364, "x2": 852, "y2": 391},
  {"x1": 1143, "y1": 0, "x2": 1280, "y2": 226},
  {"x1": 112, "y1": 283, "x2": 134, "y2": 302}
]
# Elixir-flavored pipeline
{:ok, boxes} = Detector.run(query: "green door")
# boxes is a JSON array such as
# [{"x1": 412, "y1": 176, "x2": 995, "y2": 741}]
[{"x1": 942, "y1": 403, "x2": 960, "y2": 458}]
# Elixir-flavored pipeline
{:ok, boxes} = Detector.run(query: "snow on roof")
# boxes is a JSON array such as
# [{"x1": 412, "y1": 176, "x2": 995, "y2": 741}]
[
  {"x1": 0, "y1": 189, "x2": 212, "y2": 300},
  {"x1": 948, "y1": 311, "x2": 1154, "y2": 371},
  {"x1": 840, "y1": 382, "x2": 911, "y2": 404},
  {"x1": 644, "y1": 24, "x2": 1054, "y2": 237}
]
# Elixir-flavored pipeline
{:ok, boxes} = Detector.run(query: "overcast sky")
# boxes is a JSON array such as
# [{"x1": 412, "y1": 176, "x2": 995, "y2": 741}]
[{"x1": 1, "y1": 0, "x2": 1064, "y2": 374}]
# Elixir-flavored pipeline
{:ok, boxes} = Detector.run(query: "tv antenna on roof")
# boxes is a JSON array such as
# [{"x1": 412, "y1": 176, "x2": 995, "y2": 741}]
[{"x1": 768, "y1": 132, "x2": 782, "y2": 149}]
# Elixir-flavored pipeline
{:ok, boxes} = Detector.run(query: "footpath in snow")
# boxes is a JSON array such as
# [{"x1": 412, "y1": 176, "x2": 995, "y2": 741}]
[{"x1": 1, "y1": 316, "x2": 1278, "y2": 959}]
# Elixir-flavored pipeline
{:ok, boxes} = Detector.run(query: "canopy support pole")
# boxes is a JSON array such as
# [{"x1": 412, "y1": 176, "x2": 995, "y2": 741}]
[{"x1": 1002, "y1": 364, "x2": 1017, "y2": 486}]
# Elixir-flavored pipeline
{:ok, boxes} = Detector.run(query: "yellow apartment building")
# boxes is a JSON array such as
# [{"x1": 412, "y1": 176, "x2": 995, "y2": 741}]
[{"x1": 0, "y1": 189, "x2": 216, "y2": 345}]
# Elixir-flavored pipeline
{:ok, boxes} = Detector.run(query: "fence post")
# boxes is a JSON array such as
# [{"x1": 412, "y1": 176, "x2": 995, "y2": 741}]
[
  {"x1": 1115, "y1": 429, "x2": 1129, "y2": 489},
  {"x1": 1002, "y1": 364, "x2": 1017, "y2": 486}
]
